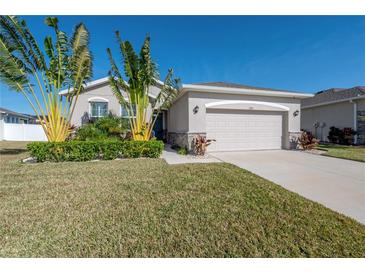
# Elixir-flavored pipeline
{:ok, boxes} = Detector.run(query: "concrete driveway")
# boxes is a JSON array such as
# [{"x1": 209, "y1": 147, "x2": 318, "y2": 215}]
[{"x1": 211, "y1": 150, "x2": 365, "y2": 224}]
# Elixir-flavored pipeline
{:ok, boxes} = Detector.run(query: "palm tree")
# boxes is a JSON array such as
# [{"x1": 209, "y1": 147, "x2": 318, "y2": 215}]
[
  {"x1": 0, "y1": 16, "x2": 92, "y2": 142},
  {"x1": 107, "y1": 31, "x2": 180, "y2": 141}
]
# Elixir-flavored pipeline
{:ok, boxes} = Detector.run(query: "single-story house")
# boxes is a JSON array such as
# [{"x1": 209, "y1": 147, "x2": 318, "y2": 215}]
[
  {"x1": 63, "y1": 78, "x2": 312, "y2": 152},
  {"x1": 0, "y1": 107, "x2": 38, "y2": 124},
  {"x1": 301, "y1": 86, "x2": 365, "y2": 144},
  {"x1": 0, "y1": 107, "x2": 46, "y2": 141}
]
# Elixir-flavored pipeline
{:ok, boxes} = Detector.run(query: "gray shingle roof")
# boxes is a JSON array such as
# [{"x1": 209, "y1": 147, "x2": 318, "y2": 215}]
[
  {"x1": 192, "y1": 81, "x2": 300, "y2": 93},
  {"x1": 302, "y1": 86, "x2": 365, "y2": 108},
  {"x1": 0, "y1": 107, "x2": 34, "y2": 118}
]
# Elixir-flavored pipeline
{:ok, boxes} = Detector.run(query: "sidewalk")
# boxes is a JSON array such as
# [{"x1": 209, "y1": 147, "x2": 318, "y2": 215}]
[{"x1": 161, "y1": 145, "x2": 221, "y2": 165}]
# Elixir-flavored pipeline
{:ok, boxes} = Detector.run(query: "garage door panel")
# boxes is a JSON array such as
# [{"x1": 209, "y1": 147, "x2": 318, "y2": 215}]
[{"x1": 206, "y1": 110, "x2": 283, "y2": 152}]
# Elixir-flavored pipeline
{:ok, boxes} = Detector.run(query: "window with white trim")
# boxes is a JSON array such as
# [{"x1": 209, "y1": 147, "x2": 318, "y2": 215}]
[{"x1": 90, "y1": 101, "x2": 108, "y2": 118}]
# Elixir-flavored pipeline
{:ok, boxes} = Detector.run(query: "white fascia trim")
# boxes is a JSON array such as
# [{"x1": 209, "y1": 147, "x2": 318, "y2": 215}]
[
  {"x1": 205, "y1": 100, "x2": 290, "y2": 111},
  {"x1": 59, "y1": 77, "x2": 110, "y2": 95},
  {"x1": 59, "y1": 76, "x2": 158, "y2": 99},
  {"x1": 155, "y1": 79, "x2": 164, "y2": 86},
  {"x1": 301, "y1": 95, "x2": 365, "y2": 109},
  {"x1": 88, "y1": 97, "x2": 109, "y2": 102},
  {"x1": 82, "y1": 77, "x2": 110, "y2": 88},
  {"x1": 182, "y1": 84, "x2": 313, "y2": 99}
]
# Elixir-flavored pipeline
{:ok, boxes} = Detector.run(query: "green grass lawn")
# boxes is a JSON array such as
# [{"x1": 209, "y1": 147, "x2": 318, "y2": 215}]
[
  {"x1": 1, "y1": 141, "x2": 364, "y2": 257},
  {"x1": 317, "y1": 144, "x2": 365, "y2": 162}
]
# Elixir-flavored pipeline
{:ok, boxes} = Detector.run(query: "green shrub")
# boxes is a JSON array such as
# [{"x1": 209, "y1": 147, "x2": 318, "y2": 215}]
[
  {"x1": 177, "y1": 147, "x2": 188, "y2": 155},
  {"x1": 100, "y1": 141, "x2": 122, "y2": 160},
  {"x1": 27, "y1": 142, "x2": 99, "y2": 162},
  {"x1": 94, "y1": 115, "x2": 129, "y2": 136},
  {"x1": 171, "y1": 144, "x2": 188, "y2": 155},
  {"x1": 122, "y1": 141, "x2": 164, "y2": 158},
  {"x1": 74, "y1": 115, "x2": 130, "y2": 141},
  {"x1": 75, "y1": 124, "x2": 108, "y2": 141},
  {"x1": 27, "y1": 140, "x2": 164, "y2": 162}
]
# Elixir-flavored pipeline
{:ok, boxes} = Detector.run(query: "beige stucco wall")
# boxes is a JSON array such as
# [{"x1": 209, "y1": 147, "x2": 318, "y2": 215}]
[
  {"x1": 167, "y1": 92, "x2": 189, "y2": 133},
  {"x1": 70, "y1": 83, "x2": 121, "y2": 127},
  {"x1": 301, "y1": 101, "x2": 355, "y2": 142},
  {"x1": 70, "y1": 82, "x2": 157, "y2": 127},
  {"x1": 167, "y1": 90, "x2": 302, "y2": 149},
  {"x1": 186, "y1": 91, "x2": 301, "y2": 133}
]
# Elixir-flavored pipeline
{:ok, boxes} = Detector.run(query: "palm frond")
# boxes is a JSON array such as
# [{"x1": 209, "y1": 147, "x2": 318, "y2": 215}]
[
  {"x1": 18, "y1": 18, "x2": 46, "y2": 70},
  {"x1": 115, "y1": 31, "x2": 139, "y2": 85},
  {"x1": 71, "y1": 23, "x2": 88, "y2": 52},
  {"x1": 1, "y1": 16, "x2": 46, "y2": 71},
  {"x1": 1, "y1": 16, "x2": 93, "y2": 142},
  {"x1": 106, "y1": 47, "x2": 129, "y2": 91},
  {"x1": 139, "y1": 35, "x2": 157, "y2": 87},
  {"x1": 44, "y1": 36, "x2": 54, "y2": 59},
  {"x1": 44, "y1": 17, "x2": 59, "y2": 28},
  {"x1": 108, "y1": 74, "x2": 128, "y2": 107},
  {"x1": 69, "y1": 46, "x2": 93, "y2": 94},
  {"x1": 69, "y1": 23, "x2": 92, "y2": 94},
  {"x1": 153, "y1": 69, "x2": 180, "y2": 110},
  {"x1": 0, "y1": 34, "x2": 29, "y2": 92},
  {"x1": 0, "y1": 16, "x2": 34, "y2": 72}
]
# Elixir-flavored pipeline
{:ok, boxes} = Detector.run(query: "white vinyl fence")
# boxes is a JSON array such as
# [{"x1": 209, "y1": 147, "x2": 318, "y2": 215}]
[{"x1": 0, "y1": 120, "x2": 47, "y2": 141}]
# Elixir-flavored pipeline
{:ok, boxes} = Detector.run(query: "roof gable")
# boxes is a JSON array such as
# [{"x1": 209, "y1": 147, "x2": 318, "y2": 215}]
[{"x1": 59, "y1": 77, "x2": 163, "y2": 98}]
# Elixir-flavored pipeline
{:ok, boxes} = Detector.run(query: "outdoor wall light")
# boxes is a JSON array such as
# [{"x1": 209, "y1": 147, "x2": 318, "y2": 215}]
[
  {"x1": 293, "y1": 110, "x2": 299, "y2": 117},
  {"x1": 193, "y1": 105, "x2": 199, "y2": 114}
]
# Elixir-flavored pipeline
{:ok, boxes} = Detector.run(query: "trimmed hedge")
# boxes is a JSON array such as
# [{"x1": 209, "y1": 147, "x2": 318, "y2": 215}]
[{"x1": 27, "y1": 140, "x2": 164, "y2": 162}]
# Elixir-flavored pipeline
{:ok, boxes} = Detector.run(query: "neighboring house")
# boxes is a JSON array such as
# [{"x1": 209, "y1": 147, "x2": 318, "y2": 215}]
[
  {"x1": 301, "y1": 86, "x2": 365, "y2": 144},
  {"x1": 64, "y1": 78, "x2": 312, "y2": 152},
  {"x1": 0, "y1": 107, "x2": 46, "y2": 141},
  {"x1": 0, "y1": 107, "x2": 38, "y2": 124}
]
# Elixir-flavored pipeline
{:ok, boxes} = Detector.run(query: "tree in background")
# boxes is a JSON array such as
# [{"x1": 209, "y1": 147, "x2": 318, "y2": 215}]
[
  {"x1": 107, "y1": 31, "x2": 180, "y2": 141},
  {"x1": 0, "y1": 16, "x2": 92, "y2": 141}
]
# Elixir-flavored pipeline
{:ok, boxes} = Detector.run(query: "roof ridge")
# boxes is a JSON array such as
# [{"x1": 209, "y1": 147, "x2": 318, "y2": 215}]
[
  {"x1": 191, "y1": 81, "x2": 302, "y2": 93},
  {"x1": 0, "y1": 107, "x2": 34, "y2": 117}
]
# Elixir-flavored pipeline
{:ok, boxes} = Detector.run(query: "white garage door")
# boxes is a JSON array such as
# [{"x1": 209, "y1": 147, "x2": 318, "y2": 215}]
[{"x1": 206, "y1": 109, "x2": 283, "y2": 152}]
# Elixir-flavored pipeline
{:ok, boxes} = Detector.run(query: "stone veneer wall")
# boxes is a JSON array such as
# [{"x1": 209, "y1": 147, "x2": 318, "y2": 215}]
[
  {"x1": 288, "y1": 132, "x2": 301, "y2": 149},
  {"x1": 167, "y1": 132, "x2": 206, "y2": 153}
]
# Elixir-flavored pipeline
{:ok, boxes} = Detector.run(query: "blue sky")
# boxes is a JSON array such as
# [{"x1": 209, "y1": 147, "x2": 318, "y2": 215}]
[{"x1": 1, "y1": 16, "x2": 365, "y2": 114}]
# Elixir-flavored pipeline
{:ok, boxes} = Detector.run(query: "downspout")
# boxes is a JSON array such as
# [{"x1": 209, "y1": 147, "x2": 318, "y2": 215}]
[{"x1": 350, "y1": 100, "x2": 357, "y2": 145}]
